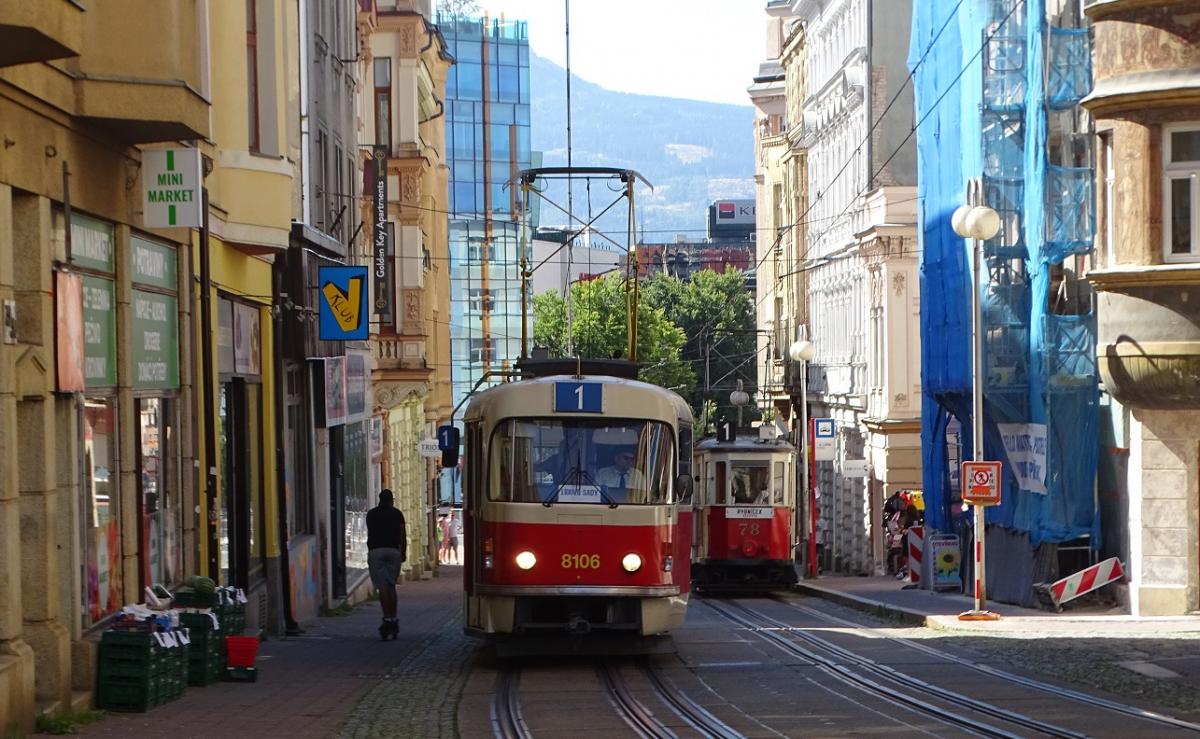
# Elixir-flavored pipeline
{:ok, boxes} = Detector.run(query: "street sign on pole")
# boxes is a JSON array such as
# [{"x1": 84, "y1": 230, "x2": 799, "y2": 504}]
[
  {"x1": 962, "y1": 460, "x2": 1002, "y2": 505},
  {"x1": 437, "y1": 425, "x2": 459, "y2": 451},
  {"x1": 813, "y1": 417, "x2": 835, "y2": 461}
]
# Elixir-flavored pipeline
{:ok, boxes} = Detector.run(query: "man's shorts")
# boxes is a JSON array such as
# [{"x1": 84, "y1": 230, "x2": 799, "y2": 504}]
[
  {"x1": 449, "y1": 537, "x2": 460, "y2": 549},
  {"x1": 368, "y1": 547, "x2": 404, "y2": 588}
]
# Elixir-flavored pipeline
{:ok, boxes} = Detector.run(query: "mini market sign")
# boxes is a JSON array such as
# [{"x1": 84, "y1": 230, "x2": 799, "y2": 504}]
[{"x1": 142, "y1": 149, "x2": 202, "y2": 228}]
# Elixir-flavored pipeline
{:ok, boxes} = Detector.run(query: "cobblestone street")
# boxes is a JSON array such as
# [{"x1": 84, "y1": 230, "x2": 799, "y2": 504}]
[{"x1": 46, "y1": 574, "x2": 1200, "y2": 738}]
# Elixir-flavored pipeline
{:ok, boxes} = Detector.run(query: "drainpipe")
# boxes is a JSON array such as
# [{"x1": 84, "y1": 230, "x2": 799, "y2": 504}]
[{"x1": 299, "y1": 0, "x2": 312, "y2": 225}]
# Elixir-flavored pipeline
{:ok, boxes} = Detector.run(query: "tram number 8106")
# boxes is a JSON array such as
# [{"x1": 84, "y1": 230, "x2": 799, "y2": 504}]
[{"x1": 562, "y1": 553, "x2": 601, "y2": 569}]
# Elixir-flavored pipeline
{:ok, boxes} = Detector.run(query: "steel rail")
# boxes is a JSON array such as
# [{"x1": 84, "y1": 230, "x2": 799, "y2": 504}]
[
  {"x1": 704, "y1": 598, "x2": 1075, "y2": 739},
  {"x1": 491, "y1": 666, "x2": 533, "y2": 739},
  {"x1": 778, "y1": 595, "x2": 1200, "y2": 734},
  {"x1": 638, "y1": 659, "x2": 744, "y2": 739},
  {"x1": 596, "y1": 661, "x2": 676, "y2": 739}
]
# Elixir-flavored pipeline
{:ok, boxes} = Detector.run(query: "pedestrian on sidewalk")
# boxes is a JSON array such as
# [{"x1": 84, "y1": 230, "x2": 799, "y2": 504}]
[
  {"x1": 366, "y1": 489, "x2": 406, "y2": 640},
  {"x1": 438, "y1": 512, "x2": 451, "y2": 564},
  {"x1": 448, "y1": 510, "x2": 462, "y2": 565}
]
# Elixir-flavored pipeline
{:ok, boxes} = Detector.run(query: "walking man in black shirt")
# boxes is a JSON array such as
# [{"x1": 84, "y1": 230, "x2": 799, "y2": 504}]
[{"x1": 366, "y1": 489, "x2": 406, "y2": 640}]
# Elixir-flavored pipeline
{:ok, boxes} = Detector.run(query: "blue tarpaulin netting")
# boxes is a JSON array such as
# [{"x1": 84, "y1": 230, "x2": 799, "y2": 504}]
[{"x1": 911, "y1": 0, "x2": 1099, "y2": 553}]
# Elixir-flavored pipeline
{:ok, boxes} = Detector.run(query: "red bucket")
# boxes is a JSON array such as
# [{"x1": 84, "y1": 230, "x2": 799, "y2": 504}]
[{"x1": 224, "y1": 636, "x2": 259, "y2": 668}]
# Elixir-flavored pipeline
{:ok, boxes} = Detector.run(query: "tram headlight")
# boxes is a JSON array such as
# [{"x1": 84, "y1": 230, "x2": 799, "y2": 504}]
[
  {"x1": 515, "y1": 551, "x2": 537, "y2": 570},
  {"x1": 621, "y1": 553, "x2": 643, "y2": 573}
]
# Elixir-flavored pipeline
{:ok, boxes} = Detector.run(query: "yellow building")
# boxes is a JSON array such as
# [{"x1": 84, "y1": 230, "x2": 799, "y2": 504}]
[
  {"x1": 192, "y1": 0, "x2": 294, "y2": 626},
  {"x1": 359, "y1": 0, "x2": 454, "y2": 578},
  {"x1": 0, "y1": 1, "x2": 207, "y2": 731}
]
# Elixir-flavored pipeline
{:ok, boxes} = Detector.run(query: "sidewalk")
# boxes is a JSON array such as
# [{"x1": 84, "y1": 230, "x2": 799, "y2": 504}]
[
  {"x1": 50, "y1": 570, "x2": 462, "y2": 739},
  {"x1": 796, "y1": 575, "x2": 1200, "y2": 635}
]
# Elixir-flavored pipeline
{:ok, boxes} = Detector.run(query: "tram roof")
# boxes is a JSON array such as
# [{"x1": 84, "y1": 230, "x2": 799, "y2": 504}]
[
  {"x1": 695, "y1": 435, "x2": 795, "y2": 453},
  {"x1": 463, "y1": 372, "x2": 693, "y2": 426}
]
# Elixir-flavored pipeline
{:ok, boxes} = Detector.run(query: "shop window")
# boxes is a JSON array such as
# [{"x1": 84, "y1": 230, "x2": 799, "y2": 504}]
[
  {"x1": 220, "y1": 379, "x2": 266, "y2": 588},
  {"x1": 83, "y1": 398, "x2": 121, "y2": 626},
  {"x1": 284, "y1": 364, "x2": 314, "y2": 537},
  {"x1": 1163, "y1": 124, "x2": 1200, "y2": 262},
  {"x1": 139, "y1": 398, "x2": 181, "y2": 590}
]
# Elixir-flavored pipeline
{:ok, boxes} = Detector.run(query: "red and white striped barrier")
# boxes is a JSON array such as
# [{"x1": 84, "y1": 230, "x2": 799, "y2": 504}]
[
  {"x1": 908, "y1": 526, "x2": 924, "y2": 586},
  {"x1": 1049, "y1": 557, "x2": 1124, "y2": 607}
]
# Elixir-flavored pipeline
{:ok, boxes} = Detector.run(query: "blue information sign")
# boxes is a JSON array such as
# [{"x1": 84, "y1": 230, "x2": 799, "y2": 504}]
[
  {"x1": 554, "y1": 382, "x2": 602, "y2": 413},
  {"x1": 437, "y1": 425, "x2": 459, "y2": 451}
]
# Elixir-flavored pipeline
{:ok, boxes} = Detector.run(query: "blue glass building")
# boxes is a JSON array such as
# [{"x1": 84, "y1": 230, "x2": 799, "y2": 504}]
[{"x1": 440, "y1": 14, "x2": 533, "y2": 421}]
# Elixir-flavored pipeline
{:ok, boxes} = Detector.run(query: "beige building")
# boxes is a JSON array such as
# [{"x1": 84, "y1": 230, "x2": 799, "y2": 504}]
[
  {"x1": 0, "y1": 1, "x2": 208, "y2": 731},
  {"x1": 359, "y1": 0, "x2": 453, "y2": 578},
  {"x1": 753, "y1": 0, "x2": 921, "y2": 575},
  {"x1": 1085, "y1": 0, "x2": 1200, "y2": 616}
]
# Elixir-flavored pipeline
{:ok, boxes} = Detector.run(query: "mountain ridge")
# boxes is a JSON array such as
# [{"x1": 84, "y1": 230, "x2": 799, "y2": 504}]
[{"x1": 528, "y1": 53, "x2": 755, "y2": 237}]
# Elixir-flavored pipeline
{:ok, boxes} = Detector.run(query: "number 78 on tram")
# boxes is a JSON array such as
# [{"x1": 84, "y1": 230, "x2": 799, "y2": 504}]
[{"x1": 459, "y1": 370, "x2": 695, "y2": 645}]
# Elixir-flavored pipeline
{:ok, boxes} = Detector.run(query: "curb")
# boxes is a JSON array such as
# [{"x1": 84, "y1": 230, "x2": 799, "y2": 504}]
[{"x1": 792, "y1": 581, "x2": 930, "y2": 627}]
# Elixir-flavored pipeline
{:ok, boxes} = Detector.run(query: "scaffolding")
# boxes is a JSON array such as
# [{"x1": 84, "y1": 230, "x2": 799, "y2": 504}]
[{"x1": 913, "y1": 0, "x2": 1099, "y2": 580}]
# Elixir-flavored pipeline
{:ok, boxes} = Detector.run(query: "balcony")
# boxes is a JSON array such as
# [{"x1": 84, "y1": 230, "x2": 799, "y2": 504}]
[
  {"x1": 372, "y1": 333, "x2": 430, "y2": 376},
  {"x1": 1090, "y1": 266, "x2": 1200, "y2": 409},
  {"x1": 70, "y1": 0, "x2": 208, "y2": 142},
  {"x1": 0, "y1": 0, "x2": 82, "y2": 68}
]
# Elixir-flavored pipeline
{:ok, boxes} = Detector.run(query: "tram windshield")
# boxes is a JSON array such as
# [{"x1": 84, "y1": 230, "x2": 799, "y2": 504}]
[
  {"x1": 489, "y1": 418, "x2": 674, "y2": 505},
  {"x1": 729, "y1": 461, "x2": 772, "y2": 505}
]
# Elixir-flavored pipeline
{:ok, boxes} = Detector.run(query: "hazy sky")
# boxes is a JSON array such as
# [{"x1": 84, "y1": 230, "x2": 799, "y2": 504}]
[{"x1": 474, "y1": 0, "x2": 763, "y2": 107}]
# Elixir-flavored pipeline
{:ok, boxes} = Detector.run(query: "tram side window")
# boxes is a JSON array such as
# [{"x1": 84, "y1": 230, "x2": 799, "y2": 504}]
[
  {"x1": 713, "y1": 462, "x2": 726, "y2": 505},
  {"x1": 730, "y1": 462, "x2": 771, "y2": 505},
  {"x1": 773, "y1": 461, "x2": 786, "y2": 505}
]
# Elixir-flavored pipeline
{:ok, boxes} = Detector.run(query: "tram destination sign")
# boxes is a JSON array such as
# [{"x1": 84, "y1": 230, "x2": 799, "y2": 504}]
[{"x1": 727, "y1": 507, "x2": 773, "y2": 519}]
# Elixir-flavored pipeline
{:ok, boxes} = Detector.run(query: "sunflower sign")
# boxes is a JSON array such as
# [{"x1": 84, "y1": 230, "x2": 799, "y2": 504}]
[{"x1": 930, "y1": 534, "x2": 962, "y2": 591}]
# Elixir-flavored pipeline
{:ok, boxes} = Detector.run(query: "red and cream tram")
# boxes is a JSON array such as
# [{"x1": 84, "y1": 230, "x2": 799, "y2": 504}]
[
  {"x1": 460, "y1": 359, "x2": 694, "y2": 651},
  {"x1": 691, "y1": 434, "x2": 799, "y2": 591}
]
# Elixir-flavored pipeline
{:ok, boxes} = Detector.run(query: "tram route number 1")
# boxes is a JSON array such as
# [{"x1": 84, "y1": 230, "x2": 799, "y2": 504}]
[{"x1": 554, "y1": 382, "x2": 603, "y2": 413}]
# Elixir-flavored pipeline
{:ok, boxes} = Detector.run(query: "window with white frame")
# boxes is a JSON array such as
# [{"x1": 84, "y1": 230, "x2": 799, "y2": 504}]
[{"x1": 1163, "y1": 124, "x2": 1200, "y2": 261}]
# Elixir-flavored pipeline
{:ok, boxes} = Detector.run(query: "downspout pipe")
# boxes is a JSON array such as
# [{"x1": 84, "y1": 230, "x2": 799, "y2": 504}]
[{"x1": 299, "y1": 0, "x2": 312, "y2": 225}]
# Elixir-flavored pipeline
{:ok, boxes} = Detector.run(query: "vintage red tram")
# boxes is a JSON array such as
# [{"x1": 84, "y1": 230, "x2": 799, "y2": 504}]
[
  {"x1": 691, "y1": 434, "x2": 799, "y2": 591},
  {"x1": 460, "y1": 359, "x2": 694, "y2": 652}
]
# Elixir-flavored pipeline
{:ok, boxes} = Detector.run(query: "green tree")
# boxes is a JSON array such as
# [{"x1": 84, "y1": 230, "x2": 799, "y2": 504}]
[
  {"x1": 640, "y1": 269, "x2": 758, "y2": 417},
  {"x1": 531, "y1": 275, "x2": 695, "y2": 394}
]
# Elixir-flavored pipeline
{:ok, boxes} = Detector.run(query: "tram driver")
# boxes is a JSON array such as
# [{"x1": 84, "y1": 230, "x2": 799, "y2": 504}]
[{"x1": 595, "y1": 448, "x2": 645, "y2": 500}]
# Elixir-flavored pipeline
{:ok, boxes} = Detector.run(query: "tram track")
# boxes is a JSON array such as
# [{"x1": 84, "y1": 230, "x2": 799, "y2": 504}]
[
  {"x1": 775, "y1": 594, "x2": 1200, "y2": 734},
  {"x1": 704, "y1": 597, "x2": 1088, "y2": 739},
  {"x1": 597, "y1": 661, "x2": 678, "y2": 738},
  {"x1": 491, "y1": 666, "x2": 532, "y2": 739}
]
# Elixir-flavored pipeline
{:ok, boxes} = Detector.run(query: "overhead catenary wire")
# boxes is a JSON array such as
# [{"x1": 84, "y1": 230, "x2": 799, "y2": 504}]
[{"x1": 752, "y1": 0, "x2": 1026, "y2": 314}]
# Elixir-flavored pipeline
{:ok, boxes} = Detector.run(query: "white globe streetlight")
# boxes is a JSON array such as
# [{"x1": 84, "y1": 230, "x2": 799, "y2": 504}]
[
  {"x1": 954, "y1": 199, "x2": 1000, "y2": 621},
  {"x1": 788, "y1": 338, "x2": 817, "y2": 576}
]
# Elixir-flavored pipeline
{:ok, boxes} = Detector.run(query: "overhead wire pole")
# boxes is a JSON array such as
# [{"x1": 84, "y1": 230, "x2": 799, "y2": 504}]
[
  {"x1": 564, "y1": 0, "x2": 576, "y2": 356},
  {"x1": 626, "y1": 174, "x2": 638, "y2": 361},
  {"x1": 480, "y1": 16, "x2": 493, "y2": 377}
]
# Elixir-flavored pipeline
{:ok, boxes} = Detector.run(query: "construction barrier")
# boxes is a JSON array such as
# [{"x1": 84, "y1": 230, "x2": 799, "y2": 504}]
[
  {"x1": 908, "y1": 526, "x2": 924, "y2": 587},
  {"x1": 1048, "y1": 556, "x2": 1124, "y2": 607}
]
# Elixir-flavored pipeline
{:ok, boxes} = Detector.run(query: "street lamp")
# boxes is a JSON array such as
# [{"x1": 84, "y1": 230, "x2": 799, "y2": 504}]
[
  {"x1": 729, "y1": 379, "x2": 750, "y2": 428},
  {"x1": 952, "y1": 202, "x2": 1000, "y2": 620},
  {"x1": 788, "y1": 339, "x2": 816, "y2": 576}
]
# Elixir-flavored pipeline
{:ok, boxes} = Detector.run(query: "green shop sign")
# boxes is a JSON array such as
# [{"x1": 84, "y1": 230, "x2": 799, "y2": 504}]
[
  {"x1": 71, "y1": 214, "x2": 115, "y2": 273},
  {"x1": 131, "y1": 236, "x2": 178, "y2": 291},
  {"x1": 132, "y1": 290, "x2": 179, "y2": 390},
  {"x1": 81, "y1": 275, "x2": 116, "y2": 387}
]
